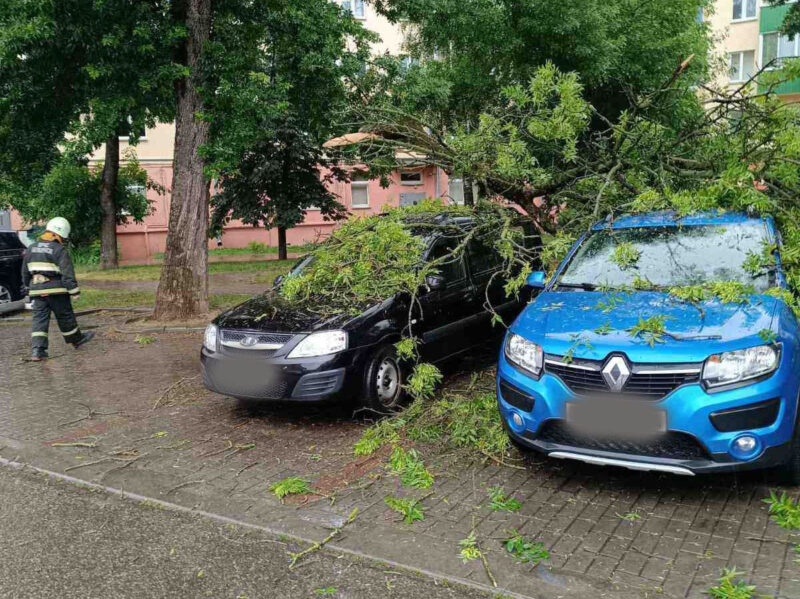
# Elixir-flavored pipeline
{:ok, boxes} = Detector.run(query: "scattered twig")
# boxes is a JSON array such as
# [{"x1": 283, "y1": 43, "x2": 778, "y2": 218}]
[
  {"x1": 480, "y1": 551, "x2": 498, "y2": 588},
  {"x1": 152, "y1": 375, "x2": 200, "y2": 410},
  {"x1": 163, "y1": 480, "x2": 205, "y2": 496},
  {"x1": 480, "y1": 450, "x2": 525, "y2": 470},
  {"x1": 288, "y1": 508, "x2": 359, "y2": 569},
  {"x1": 52, "y1": 439, "x2": 98, "y2": 448},
  {"x1": 236, "y1": 461, "x2": 260, "y2": 477}
]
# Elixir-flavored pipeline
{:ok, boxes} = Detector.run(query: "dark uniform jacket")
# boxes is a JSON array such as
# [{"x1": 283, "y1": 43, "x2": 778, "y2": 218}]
[{"x1": 21, "y1": 240, "x2": 80, "y2": 298}]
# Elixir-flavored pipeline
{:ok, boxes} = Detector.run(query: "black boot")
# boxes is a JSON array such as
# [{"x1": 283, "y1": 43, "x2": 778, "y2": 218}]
[
  {"x1": 72, "y1": 331, "x2": 95, "y2": 348},
  {"x1": 31, "y1": 348, "x2": 49, "y2": 362}
]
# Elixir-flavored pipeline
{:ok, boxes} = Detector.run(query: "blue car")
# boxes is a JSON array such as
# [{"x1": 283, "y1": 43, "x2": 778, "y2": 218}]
[{"x1": 497, "y1": 211, "x2": 800, "y2": 481}]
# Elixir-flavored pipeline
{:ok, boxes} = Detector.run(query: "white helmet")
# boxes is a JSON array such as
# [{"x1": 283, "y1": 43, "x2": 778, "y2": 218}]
[{"x1": 46, "y1": 217, "x2": 71, "y2": 239}]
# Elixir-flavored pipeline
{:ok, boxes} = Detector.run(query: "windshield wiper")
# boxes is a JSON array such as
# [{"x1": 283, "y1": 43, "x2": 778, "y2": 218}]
[{"x1": 555, "y1": 282, "x2": 598, "y2": 291}]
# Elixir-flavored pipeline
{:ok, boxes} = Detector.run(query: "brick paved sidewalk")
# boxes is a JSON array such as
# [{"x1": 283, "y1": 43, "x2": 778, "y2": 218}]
[{"x1": 1, "y1": 314, "x2": 799, "y2": 598}]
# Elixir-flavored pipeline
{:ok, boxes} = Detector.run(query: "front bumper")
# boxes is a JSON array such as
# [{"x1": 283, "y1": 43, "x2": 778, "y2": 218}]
[
  {"x1": 201, "y1": 346, "x2": 357, "y2": 402},
  {"x1": 497, "y1": 351, "x2": 799, "y2": 475}
]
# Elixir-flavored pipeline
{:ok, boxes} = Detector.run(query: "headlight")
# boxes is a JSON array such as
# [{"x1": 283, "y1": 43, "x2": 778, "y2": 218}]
[
  {"x1": 505, "y1": 333, "x2": 543, "y2": 377},
  {"x1": 203, "y1": 324, "x2": 218, "y2": 352},
  {"x1": 288, "y1": 330, "x2": 348, "y2": 358},
  {"x1": 702, "y1": 345, "x2": 779, "y2": 389}
]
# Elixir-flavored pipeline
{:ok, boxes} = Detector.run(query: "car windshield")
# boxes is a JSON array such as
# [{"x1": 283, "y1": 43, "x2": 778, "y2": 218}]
[{"x1": 558, "y1": 222, "x2": 772, "y2": 291}]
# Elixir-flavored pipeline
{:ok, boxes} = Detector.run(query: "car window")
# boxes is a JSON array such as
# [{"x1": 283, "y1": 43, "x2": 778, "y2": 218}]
[
  {"x1": 467, "y1": 237, "x2": 503, "y2": 275},
  {"x1": 428, "y1": 238, "x2": 466, "y2": 283},
  {"x1": 559, "y1": 222, "x2": 772, "y2": 291}
]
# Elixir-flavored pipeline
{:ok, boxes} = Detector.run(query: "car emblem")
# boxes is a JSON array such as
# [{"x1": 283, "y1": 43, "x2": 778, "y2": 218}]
[
  {"x1": 240, "y1": 336, "x2": 258, "y2": 347},
  {"x1": 602, "y1": 356, "x2": 631, "y2": 392}
]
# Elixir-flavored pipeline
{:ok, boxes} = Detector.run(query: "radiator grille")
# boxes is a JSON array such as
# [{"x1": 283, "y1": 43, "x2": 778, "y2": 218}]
[{"x1": 545, "y1": 356, "x2": 701, "y2": 400}]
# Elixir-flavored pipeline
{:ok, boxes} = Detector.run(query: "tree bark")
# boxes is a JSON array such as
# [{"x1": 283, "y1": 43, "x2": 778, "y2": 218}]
[
  {"x1": 99, "y1": 134, "x2": 120, "y2": 269},
  {"x1": 463, "y1": 176, "x2": 475, "y2": 206},
  {"x1": 277, "y1": 227, "x2": 287, "y2": 260},
  {"x1": 153, "y1": 0, "x2": 212, "y2": 320}
]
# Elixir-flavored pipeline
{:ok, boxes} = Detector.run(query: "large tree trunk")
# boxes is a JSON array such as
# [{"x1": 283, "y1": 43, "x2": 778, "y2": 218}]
[
  {"x1": 99, "y1": 134, "x2": 120, "y2": 269},
  {"x1": 153, "y1": 0, "x2": 212, "y2": 320},
  {"x1": 277, "y1": 227, "x2": 287, "y2": 260},
  {"x1": 463, "y1": 176, "x2": 475, "y2": 207}
]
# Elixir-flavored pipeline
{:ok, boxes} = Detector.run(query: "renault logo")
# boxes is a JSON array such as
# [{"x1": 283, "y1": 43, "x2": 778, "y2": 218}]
[
  {"x1": 602, "y1": 356, "x2": 631, "y2": 392},
  {"x1": 240, "y1": 336, "x2": 258, "y2": 347}
]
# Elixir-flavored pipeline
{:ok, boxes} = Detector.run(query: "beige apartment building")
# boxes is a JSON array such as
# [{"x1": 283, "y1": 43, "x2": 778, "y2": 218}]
[
  {"x1": 4, "y1": 1, "x2": 799, "y2": 259},
  {"x1": 708, "y1": 0, "x2": 800, "y2": 100}
]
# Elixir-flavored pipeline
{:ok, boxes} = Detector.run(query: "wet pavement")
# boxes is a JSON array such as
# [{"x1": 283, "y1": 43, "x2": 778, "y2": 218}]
[{"x1": 1, "y1": 313, "x2": 799, "y2": 598}]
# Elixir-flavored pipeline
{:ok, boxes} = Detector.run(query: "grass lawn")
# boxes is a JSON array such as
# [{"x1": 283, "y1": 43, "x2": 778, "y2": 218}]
[
  {"x1": 73, "y1": 288, "x2": 253, "y2": 312},
  {"x1": 152, "y1": 244, "x2": 315, "y2": 259},
  {"x1": 77, "y1": 260, "x2": 295, "y2": 282}
]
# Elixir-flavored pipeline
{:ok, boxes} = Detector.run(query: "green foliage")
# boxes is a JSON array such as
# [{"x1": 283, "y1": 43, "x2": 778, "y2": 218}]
[
  {"x1": 763, "y1": 490, "x2": 800, "y2": 530},
  {"x1": 405, "y1": 363, "x2": 443, "y2": 401},
  {"x1": 458, "y1": 531, "x2": 482, "y2": 563},
  {"x1": 706, "y1": 568, "x2": 757, "y2": 599},
  {"x1": 611, "y1": 242, "x2": 641, "y2": 270},
  {"x1": 759, "y1": 328, "x2": 779, "y2": 344},
  {"x1": 395, "y1": 338, "x2": 419, "y2": 361},
  {"x1": 269, "y1": 477, "x2": 310, "y2": 502},
  {"x1": 353, "y1": 419, "x2": 400, "y2": 456},
  {"x1": 134, "y1": 334, "x2": 156, "y2": 346},
  {"x1": 628, "y1": 316, "x2": 670, "y2": 347},
  {"x1": 388, "y1": 446, "x2": 434, "y2": 489},
  {"x1": 488, "y1": 487, "x2": 521, "y2": 512},
  {"x1": 385, "y1": 495, "x2": 425, "y2": 524},
  {"x1": 503, "y1": 531, "x2": 549, "y2": 566},
  {"x1": 13, "y1": 153, "x2": 156, "y2": 248}
]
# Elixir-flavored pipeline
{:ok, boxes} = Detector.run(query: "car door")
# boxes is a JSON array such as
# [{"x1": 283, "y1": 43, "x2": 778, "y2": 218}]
[{"x1": 416, "y1": 236, "x2": 479, "y2": 363}]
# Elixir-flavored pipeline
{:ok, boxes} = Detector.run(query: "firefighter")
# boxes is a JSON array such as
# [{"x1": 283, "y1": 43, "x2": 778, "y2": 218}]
[{"x1": 21, "y1": 217, "x2": 94, "y2": 361}]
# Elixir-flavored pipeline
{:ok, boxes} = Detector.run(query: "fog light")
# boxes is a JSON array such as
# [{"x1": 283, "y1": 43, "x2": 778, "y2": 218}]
[
  {"x1": 507, "y1": 410, "x2": 526, "y2": 434},
  {"x1": 730, "y1": 434, "x2": 761, "y2": 460}
]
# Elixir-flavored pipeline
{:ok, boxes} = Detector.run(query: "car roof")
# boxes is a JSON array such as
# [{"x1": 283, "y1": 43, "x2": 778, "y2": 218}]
[{"x1": 592, "y1": 210, "x2": 766, "y2": 231}]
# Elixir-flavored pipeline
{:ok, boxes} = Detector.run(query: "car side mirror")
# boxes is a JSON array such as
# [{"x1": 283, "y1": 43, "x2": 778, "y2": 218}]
[
  {"x1": 426, "y1": 274, "x2": 446, "y2": 291},
  {"x1": 526, "y1": 271, "x2": 547, "y2": 289},
  {"x1": 273, "y1": 274, "x2": 285, "y2": 287}
]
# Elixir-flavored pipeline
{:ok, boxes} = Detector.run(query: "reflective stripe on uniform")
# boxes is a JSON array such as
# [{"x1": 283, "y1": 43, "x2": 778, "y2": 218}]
[
  {"x1": 68, "y1": 287, "x2": 80, "y2": 295},
  {"x1": 27, "y1": 262, "x2": 61, "y2": 273},
  {"x1": 31, "y1": 332, "x2": 48, "y2": 338},
  {"x1": 28, "y1": 288, "x2": 69, "y2": 296},
  {"x1": 62, "y1": 327, "x2": 79, "y2": 337}
]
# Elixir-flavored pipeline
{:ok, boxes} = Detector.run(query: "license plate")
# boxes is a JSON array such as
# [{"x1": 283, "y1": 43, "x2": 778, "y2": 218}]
[{"x1": 566, "y1": 400, "x2": 666, "y2": 438}]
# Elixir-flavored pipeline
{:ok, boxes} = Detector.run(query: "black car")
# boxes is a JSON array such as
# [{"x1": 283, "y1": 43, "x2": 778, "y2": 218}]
[
  {"x1": 201, "y1": 215, "x2": 538, "y2": 412},
  {"x1": 0, "y1": 231, "x2": 26, "y2": 304}
]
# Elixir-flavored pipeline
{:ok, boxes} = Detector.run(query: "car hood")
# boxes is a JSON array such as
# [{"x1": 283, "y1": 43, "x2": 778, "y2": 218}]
[
  {"x1": 214, "y1": 292, "x2": 355, "y2": 333},
  {"x1": 512, "y1": 290, "x2": 780, "y2": 363}
]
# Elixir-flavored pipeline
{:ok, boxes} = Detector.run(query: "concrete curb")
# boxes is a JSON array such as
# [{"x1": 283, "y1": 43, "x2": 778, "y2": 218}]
[{"x1": 0, "y1": 455, "x2": 533, "y2": 599}]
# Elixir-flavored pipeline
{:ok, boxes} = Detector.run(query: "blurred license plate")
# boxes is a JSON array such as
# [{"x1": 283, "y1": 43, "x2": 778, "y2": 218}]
[{"x1": 566, "y1": 401, "x2": 666, "y2": 437}]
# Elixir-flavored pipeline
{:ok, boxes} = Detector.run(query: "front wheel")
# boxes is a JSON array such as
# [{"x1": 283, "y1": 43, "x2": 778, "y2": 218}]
[
  {"x1": 0, "y1": 279, "x2": 14, "y2": 304},
  {"x1": 775, "y1": 432, "x2": 800, "y2": 486},
  {"x1": 360, "y1": 344, "x2": 406, "y2": 414}
]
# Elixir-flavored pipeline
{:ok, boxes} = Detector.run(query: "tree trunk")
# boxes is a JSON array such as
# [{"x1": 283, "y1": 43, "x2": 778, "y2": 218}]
[
  {"x1": 153, "y1": 0, "x2": 212, "y2": 320},
  {"x1": 277, "y1": 227, "x2": 287, "y2": 260},
  {"x1": 463, "y1": 176, "x2": 475, "y2": 207},
  {"x1": 99, "y1": 134, "x2": 120, "y2": 269}
]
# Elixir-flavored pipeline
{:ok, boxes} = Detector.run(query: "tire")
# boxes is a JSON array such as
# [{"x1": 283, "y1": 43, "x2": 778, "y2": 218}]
[
  {"x1": 774, "y1": 430, "x2": 800, "y2": 486},
  {"x1": 0, "y1": 279, "x2": 14, "y2": 304},
  {"x1": 360, "y1": 344, "x2": 406, "y2": 414}
]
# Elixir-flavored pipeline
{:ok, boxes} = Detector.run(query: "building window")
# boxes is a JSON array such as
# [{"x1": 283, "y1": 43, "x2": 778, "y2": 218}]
[
  {"x1": 340, "y1": 0, "x2": 364, "y2": 19},
  {"x1": 351, "y1": 176, "x2": 370, "y2": 208},
  {"x1": 732, "y1": 0, "x2": 757, "y2": 21},
  {"x1": 400, "y1": 171, "x2": 423, "y2": 185},
  {"x1": 729, "y1": 51, "x2": 755, "y2": 82},
  {"x1": 448, "y1": 178, "x2": 465, "y2": 205},
  {"x1": 762, "y1": 32, "x2": 799, "y2": 68}
]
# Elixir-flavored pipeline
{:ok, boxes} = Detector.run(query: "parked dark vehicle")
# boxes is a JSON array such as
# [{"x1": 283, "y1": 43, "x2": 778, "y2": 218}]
[
  {"x1": 0, "y1": 231, "x2": 26, "y2": 303},
  {"x1": 202, "y1": 214, "x2": 538, "y2": 412}
]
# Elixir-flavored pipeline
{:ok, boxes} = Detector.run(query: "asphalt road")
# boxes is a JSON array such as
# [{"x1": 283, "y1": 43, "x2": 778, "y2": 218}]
[{"x1": 0, "y1": 464, "x2": 490, "y2": 599}]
